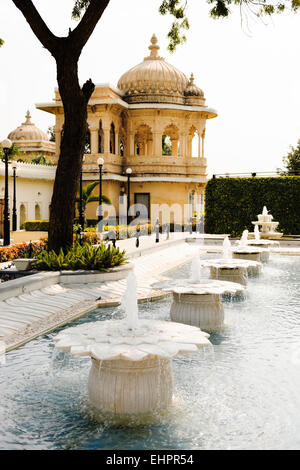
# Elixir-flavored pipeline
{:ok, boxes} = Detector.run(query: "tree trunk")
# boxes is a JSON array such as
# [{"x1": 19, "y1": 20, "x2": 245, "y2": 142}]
[{"x1": 48, "y1": 53, "x2": 94, "y2": 252}]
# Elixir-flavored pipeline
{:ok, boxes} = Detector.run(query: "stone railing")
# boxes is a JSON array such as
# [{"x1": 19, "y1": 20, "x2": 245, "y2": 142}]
[{"x1": 124, "y1": 156, "x2": 207, "y2": 177}]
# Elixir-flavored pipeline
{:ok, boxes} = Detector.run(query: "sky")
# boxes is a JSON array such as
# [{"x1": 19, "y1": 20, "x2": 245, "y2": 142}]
[{"x1": 0, "y1": 0, "x2": 299, "y2": 176}]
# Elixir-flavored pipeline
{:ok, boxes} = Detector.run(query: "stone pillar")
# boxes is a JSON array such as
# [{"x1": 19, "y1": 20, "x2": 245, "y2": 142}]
[
  {"x1": 179, "y1": 134, "x2": 185, "y2": 157},
  {"x1": 115, "y1": 132, "x2": 119, "y2": 155},
  {"x1": 202, "y1": 129, "x2": 206, "y2": 159},
  {"x1": 171, "y1": 139, "x2": 178, "y2": 156},
  {"x1": 90, "y1": 128, "x2": 98, "y2": 154},
  {"x1": 153, "y1": 132, "x2": 162, "y2": 156},
  {"x1": 129, "y1": 132, "x2": 135, "y2": 156},
  {"x1": 198, "y1": 132, "x2": 201, "y2": 158},
  {"x1": 54, "y1": 129, "x2": 61, "y2": 157},
  {"x1": 148, "y1": 139, "x2": 153, "y2": 156},
  {"x1": 103, "y1": 127, "x2": 110, "y2": 154}
]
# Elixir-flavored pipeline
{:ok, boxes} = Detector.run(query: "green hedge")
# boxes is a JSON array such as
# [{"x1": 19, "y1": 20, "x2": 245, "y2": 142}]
[
  {"x1": 205, "y1": 177, "x2": 300, "y2": 236},
  {"x1": 24, "y1": 220, "x2": 49, "y2": 231}
]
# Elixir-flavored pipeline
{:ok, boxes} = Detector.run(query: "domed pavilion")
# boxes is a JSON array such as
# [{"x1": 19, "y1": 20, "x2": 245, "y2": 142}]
[
  {"x1": 36, "y1": 35, "x2": 217, "y2": 224},
  {"x1": 8, "y1": 111, "x2": 55, "y2": 162}
]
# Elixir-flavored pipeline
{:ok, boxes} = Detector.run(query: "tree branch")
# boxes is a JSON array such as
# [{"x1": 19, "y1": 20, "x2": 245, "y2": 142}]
[
  {"x1": 71, "y1": 0, "x2": 110, "y2": 53},
  {"x1": 12, "y1": 0, "x2": 58, "y2": 54}
]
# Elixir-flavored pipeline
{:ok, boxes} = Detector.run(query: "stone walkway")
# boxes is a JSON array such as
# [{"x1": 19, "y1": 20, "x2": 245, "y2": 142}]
[{"x1": 0, "y1": 241, "x2": 200, "y2": 352}]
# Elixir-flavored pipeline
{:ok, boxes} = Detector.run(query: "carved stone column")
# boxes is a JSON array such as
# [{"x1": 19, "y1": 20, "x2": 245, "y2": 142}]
[
  {"x1": 202, "y1": 128, "x2": 206, "y2": 159},
  {"x1": 54, "y1": 129, "x2": 61, "y2": 157},
  {"x1": 103, "y1": 127, "x2": 110, "y2": 154},
  {"x1": 129, "y1": 132, "x2": 135, "y2": 156},
  {"x1": 179, "y1": 134, "x2": 186, "y2": 158},
  {"x1": 153, "y1": 132, "x2": 162, "y2": 156},
  {"x1": 90, "y1": 128, "x2": 98, "y2": 154},
  {"x1": 115, "y1": 132, "x2": 119, "y2": 155}
]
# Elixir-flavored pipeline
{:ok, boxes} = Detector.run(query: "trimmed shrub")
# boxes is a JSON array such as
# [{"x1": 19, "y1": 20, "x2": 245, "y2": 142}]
[
  {"x1": 0, "y1": 241, "x2": 46, "y2": 263},
  {"x1": 205, "y1": 176, "x2": 300, "y2": 236},
  {"x1": 32, "y1": 242, "x2": 127, "y2": 271},
  {"x1": 24, "y1": 220, "x2": 49, "y2": 231}
]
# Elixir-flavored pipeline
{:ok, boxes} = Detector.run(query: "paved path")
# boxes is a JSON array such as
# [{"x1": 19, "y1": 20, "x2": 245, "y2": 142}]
[{"x1": 0, "y1": 242, "x2": 199, "y2": 351}]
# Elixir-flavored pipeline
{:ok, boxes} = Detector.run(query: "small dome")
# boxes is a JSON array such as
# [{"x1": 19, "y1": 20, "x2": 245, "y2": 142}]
[
  {"x1": 8, "y1": 111, "x2": 49, "y2": 141},
  {"x1": 184, "y1": 74, "x2": 204, "y2": 97},
  {"x1": 117, "y1": 35, "x2": 189, "y2": 105}
]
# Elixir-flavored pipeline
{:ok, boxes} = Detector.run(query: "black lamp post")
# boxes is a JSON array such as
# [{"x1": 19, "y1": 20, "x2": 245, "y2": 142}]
[
  {"x1": 1, "y1": 139, "x2": 12, "y2": 246},
  {"x1": 97, "y1": 157, "x2": 104, "y2": 225},
  {"x1": 126, "y1": 167, "x2": 132, "y2": 226},
  {"x1": 79, "y1": 156, "x2": 85, "y2": 230},
  {"x1": 11, "y1": 162, "x2": 17, "y2": 232}
]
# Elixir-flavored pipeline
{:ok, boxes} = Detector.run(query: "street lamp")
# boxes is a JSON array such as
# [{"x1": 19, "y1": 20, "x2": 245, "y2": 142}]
[
  {"x1": 1, "y1": 139, "x2": 12, "y2": 246},
  {"x1": 79, "y1": 155, "x2": 85, "y2": 230},
  {"x1": 97, "y1": 157, "x2": 104, "y2": 224},
  {"x1": 11, "y1": 161, "x2": 17, "y2": 232},
  {"x1": 126, "y1": 167, "x2": 132, "y2": 226}
]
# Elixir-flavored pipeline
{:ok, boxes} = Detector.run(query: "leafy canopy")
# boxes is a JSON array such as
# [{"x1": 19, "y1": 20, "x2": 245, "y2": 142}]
[
  {"x1": 1, "y1": 1, "x2": 299, "y2": 52},
  {"x1": 72, "y1": 0, "x2": 300, "y2": 52}
]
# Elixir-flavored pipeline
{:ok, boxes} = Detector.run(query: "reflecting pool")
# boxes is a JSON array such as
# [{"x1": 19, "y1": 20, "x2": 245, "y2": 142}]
[{"x1": 0, "y1": 255, "x2": 300, "y2": 450}]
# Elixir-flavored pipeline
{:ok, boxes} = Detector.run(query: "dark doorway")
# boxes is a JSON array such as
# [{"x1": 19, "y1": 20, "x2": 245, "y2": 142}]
[{"x1": 134, "y1": 193, "x2": 150, "y2": 221}]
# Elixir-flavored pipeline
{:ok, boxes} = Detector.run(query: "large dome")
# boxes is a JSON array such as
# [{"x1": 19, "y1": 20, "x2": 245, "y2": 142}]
[
  {"x1": 117, "y1": 35, "x2": 189, "y2": 105},
  {"x1": 8, "y1": 111, "x2": 49, "y2": 141}
]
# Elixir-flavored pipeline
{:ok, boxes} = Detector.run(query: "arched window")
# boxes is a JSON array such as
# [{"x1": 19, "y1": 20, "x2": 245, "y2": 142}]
[
  {"x1": 120, "y1": 140, "x2": 124, "y2": 157},
  {"x1": 20, "y1": 204, "x2": 26, "y2": 229},
  {"x1": 110, "y1": 123, "x2": 115, "y2": 154},
  {"x1": 162, "y1": 124, "x2": 179, "y2": 156},
  {"x1": 189, "y1": 126, "x2": 200, "y2": 158},
  {"x1": 134, "y1": 124, "x2": 152, "y2": 157},
  {"x1": 35, "y1": 204, "x2": 41, "y2": 220},
  {"x1": 98, "y1": 120, "x2": 104, "y2": 153}
]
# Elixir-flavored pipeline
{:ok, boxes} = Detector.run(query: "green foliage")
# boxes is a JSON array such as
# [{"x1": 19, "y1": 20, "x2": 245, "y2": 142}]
[
  {"x1": 0, "y1": 38, "x2": 4, "y2": 47},
  {"x1": 47, "y1": 125, "x2": 55, "y2": 142},
  {"x1": 24, "y1": 220, "x2": 49, "y2": 231},
  {"x1": 70, "y1": 1, "x2": 300, "y2": 53},
  {"x1": 162, "y1": 135, "x2": 172, "y2": 155},
  {"x1": 32, "y1": 242, "x2": 127, "y2": 271},
  {"x1": 205, "y1": 177, "x2": 300, "y2": 236},
  {"x1": 76, "y1": 181, "x2": 112, "y2": 213},
  {"x1": 279, "y1": 139, "x2": 300, "y2": 176},
  {"x1": 0, "y1": 143, "x2": 22, "y2": 161},
  {"x1": 158, "y1": 0, "x2": 300, "y2": 51}
]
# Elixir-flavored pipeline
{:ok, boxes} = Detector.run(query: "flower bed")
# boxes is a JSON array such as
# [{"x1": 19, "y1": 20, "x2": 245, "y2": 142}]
[{"x1": 0, "y1": 241, "x2": 46, "y2": 263}]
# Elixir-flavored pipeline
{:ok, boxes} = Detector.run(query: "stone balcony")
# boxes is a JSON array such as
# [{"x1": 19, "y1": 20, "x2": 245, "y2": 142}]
[{"x1": 83, "y1": 153, "x2": 207, "y2": 179}]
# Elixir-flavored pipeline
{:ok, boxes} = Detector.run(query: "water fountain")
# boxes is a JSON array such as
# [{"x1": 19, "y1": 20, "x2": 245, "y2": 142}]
[
  {"x1": 54, "y1": 272, "x2": 211, "y2": 416},
  {"x1": 201, "y1": 237, "x2": 262, "y2": 285},
  {"x1": 248, "y1": 224, "x2": 280, "y2": 250},
  {"x1": 232, "y1": 230, "x2": 268, "y2": 262},
  {"x1": 152, "y1": 258, "x2": 244, "y2": 332},
  {"x1": 252, "y1": 206, "x2": 283, "y2": 239}
]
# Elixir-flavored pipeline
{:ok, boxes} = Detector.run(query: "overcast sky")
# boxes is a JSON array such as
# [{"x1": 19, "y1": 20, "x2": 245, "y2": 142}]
[{"x1": 0, "y1": 0, "x2": 299, "y2": 176}]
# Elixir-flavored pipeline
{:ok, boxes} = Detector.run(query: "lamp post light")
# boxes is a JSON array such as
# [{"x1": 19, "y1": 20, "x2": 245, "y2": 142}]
[
  {"x1": 11, "y1": 161, "x2": 17, "y2": 232},
  {"x1": 1, "y1": 139, "x2": 12, "y2": 246},
  {"x1": 79, "y1": 155, "x2": 85, "y2": 231},
  {"x1": 126, "y1": 168, "x2": 132, "y2": 226},
  {"x1": 97, "y1": 157, "x2": 104, "y2": 225}
]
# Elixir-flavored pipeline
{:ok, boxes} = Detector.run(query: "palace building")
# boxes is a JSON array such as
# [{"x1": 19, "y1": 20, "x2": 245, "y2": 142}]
[
  {"x1": 1, "y1": 34, "x2": 217, "y2": 239},
  {"x1": 36, "y1": 34, "x2": 217, "y2": 224}
]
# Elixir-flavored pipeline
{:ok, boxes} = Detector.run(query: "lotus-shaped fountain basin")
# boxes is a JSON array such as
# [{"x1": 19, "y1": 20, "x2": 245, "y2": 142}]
[
  {"x1": 54, "y1": 319, "x2": 211, "y2": 415},
  {"x1": 54, "y1": 319, "x2": 211, "y2": 361},
  {"x1": 151, "y1": 279, "x2": 245, "y2": 331}
]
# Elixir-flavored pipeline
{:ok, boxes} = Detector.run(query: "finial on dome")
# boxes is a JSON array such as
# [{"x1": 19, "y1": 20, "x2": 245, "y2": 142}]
[
  {"x1": 190, "y1": 73, "x2": 195, "y2": 84},
  {"x1": 148, "y1": 34, "x2": 160, "y2": 59},
  {"x1": 23, "y1": 110, "x2": 33, "y2": 125}
]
